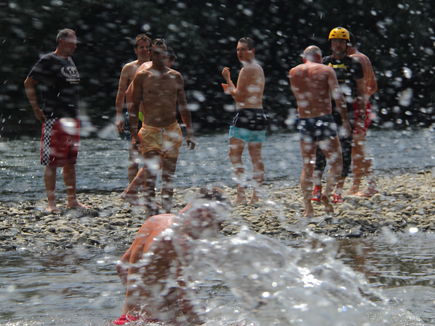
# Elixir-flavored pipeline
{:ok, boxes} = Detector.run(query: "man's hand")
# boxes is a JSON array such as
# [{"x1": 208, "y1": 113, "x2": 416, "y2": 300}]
[
  {"x1": 131, "y1": 133, "x2": 141, "y2": 152},
  {"x1": 221, "y1": 83, "x2": 230, "y2": 94},
  {"x1": 34, "y1": 108, "x2": 46, "y2": 124},
  {"x1": 342, "y1": 120, "x2": 352, "y2": 138},
  {"x1": 222, "y1": 67, "x2": 231, "y2": 81},
  {"x1": 116, "y1": 116, "x2": 124, "y2": 132},
  {"x1": 186, "y1": 135, "x2": 196, "y2": 150}
]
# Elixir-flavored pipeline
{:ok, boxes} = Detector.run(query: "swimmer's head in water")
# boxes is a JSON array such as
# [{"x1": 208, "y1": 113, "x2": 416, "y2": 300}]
[{"x1": 180, "y1": 187, "x2": 231, "y2": 239}]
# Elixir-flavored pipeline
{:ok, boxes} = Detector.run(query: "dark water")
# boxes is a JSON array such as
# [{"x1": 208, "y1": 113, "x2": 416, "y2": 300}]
[
  {"x1": 1, "y1": 127, "x2": 435, "y2": 325},
  {"x1": 1, "y1": 128, "x2": 435, "y2": 202}
]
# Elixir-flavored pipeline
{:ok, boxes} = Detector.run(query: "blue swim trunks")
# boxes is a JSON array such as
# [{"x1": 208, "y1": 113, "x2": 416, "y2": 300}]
[
  {"x1": 229, "y1": 126, "x2": 266, "y2": 143},
  {"x1": 298, "y1": 114, "x2": 337, "y2": 142}
]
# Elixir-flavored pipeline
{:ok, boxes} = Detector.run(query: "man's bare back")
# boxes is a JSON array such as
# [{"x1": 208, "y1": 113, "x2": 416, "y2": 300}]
[
  {"x1": 236, "y1": 63, "x2": 265, "y2": 109},
  {"x1": 289, "y1": 61, "x2": 341, "y2": 119}
]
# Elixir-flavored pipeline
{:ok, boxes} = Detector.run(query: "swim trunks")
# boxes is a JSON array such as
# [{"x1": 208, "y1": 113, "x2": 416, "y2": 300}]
[
  {"x1": 353, "y1": 100, "x2": 372, "y2": 135},
  {"x1": 138, "y1": 121, "x2": 183, "y2": 158},
  {"x1": 229, "y1": 108, "x2": 267, "y2": 143},
  {"x1": 232, "y1": 108, "x2": 267, "y2": 131},
  {"x1": 41, "y1": 118, "x2": 80, "y2": 167},
  {"x1": 298, "y1": 115, "x2": 338, "y2": 142},
  {"x1": 229, "y1": 126, "x2": 266, "y2": 143}
]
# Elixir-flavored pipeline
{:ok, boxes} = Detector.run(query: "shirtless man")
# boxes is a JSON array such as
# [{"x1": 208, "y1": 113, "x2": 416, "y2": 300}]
[
  {"x1": 127, "y1": 39, "x2": 195, "y2": 217},
  {"x1": 221, "y1": 37, "x2": 266, "y2": 205},
  {"x1": 346, "y1": 32, "x2": 378, "y2": 197},
  {"x1": 289, "y1": 46, "x2": 351, "y2": 217},
  {"x1": 121, "y1": 47, "x2": 178, "y2": 207},
  {"x1": 114, "y1": 187, "x2": 229, "y2": 325},
  {"x1": 115, "y1": 34, "x2": 151, "y2": 183}
]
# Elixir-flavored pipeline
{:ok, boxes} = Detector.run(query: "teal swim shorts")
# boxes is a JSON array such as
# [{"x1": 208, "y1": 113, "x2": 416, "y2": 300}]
[{"x1": 229, "y1": 126, "x2": 266, "y2": 143}]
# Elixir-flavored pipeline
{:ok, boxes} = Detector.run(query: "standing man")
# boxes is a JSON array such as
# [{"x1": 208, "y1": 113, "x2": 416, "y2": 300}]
[
  {"x1": 312, "y1": 27, "x2": 366, "y2": 204},
  {"x1": 115, "y1": 34, "x2": 151, "y2": 183},
  {"x1": 24, "y1": 28, "x2": 88, "y2": 212},
  {"x1": 121, "y1": 46, "x2": 178, "y2": 207},
  {"x1": 221, "y1": 37, "x2": 266, "y2": 206},
  {"x1": 347, "y1": 32, "x2": 378, "y2": 197},
  {"x1": 114, "y1": 187, "x2": 229, "y2": 325},
  {"x1": 289, "y1": 46, "x2": 351, "y2": 217},
  {"x1": 127, "y1": 39, "x2": 195, "y2": 218}
]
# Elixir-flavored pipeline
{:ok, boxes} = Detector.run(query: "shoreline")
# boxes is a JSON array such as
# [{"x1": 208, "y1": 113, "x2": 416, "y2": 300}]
[{"x1": 1, "y1": 170, "x2": 434, "y2": 252}]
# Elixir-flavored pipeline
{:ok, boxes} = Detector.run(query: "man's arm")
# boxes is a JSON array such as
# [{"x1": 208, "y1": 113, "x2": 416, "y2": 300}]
[
  {"x1": 176, "y1": 74, "x2": 195, "y2": 150},
  {"x1": 221, "y1": 67, "x2": 251, "y2": 103},
  {"x1": 355, "y1": 78, "x2": 367, "y2": 131},
  {"x1": 176, "y1": 267, "x2": 204, "y2": 325},
  {"x1": 328, "y1": 69, "x2": 351, "y2": 137},
  {"x1": 129, "y1": 72, "x2": 143, "y2": 149},
  {"x1": 115, "y1": 65, "x2": 131, "y2": 132},
  {"x1": 24, "y1": 77, "x2": 46, "y2": 123}
]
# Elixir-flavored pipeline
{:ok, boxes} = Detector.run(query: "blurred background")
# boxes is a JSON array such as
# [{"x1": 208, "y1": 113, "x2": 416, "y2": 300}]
[{"x1": 1, "y1": 0, "x2": 434, "y2": 137}]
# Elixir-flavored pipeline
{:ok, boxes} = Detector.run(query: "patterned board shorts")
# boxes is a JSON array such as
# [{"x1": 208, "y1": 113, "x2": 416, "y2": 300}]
[{"x1": 41, "y1": 118, "x2": 80, "y2": 167}]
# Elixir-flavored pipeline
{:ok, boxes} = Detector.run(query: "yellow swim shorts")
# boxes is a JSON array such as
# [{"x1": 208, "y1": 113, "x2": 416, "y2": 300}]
[{"x1": 138, "y1": 121, "x2": 183, "y2": 158}]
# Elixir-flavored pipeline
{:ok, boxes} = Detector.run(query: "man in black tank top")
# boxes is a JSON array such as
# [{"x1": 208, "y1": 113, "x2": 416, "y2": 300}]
[{"x1": 312, "y1": 27, "x2": 367, "y2": 204}]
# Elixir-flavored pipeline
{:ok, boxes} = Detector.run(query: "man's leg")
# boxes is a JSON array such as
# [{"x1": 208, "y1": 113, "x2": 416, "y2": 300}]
[
  {"x1": 346, "y1": 132, "x2": 365, "y2": 195},
  {"x1": 122, "y1": 167, "x2": 146, "y2": 206},
  {"x1": 128, "y1": 144, "x2": 140, "y2": 184},
  {"x1": 161, "y1": 155, "x2": 178, "y2": 213},
  {"x1": 312, "y1": 145, "x2": 327, "y2": 200},
  {"x1": 63, "y1": 163, "x2": 89, "y2": 209},
  {"x1": 319, "y1": 137, "x2": 343, "y2": 215},
  {"x1": 299, "y1": 140, "x2": 317, "y2": 217},
  {"x1": 334, "y1": 133, "x2": 352, "y2": 199},
  {"x1": 229, "y1": 137, "x2": 247, "y2": 205},
  {"x1": 247, "y1": 142, "x2": 264, "y2": 204},
  {"x1": 44, "y1": 166, "x2": 58, "y2": 212},
  {"x1": 142, "y1": 151, "x2": 160, "y2": 218}
]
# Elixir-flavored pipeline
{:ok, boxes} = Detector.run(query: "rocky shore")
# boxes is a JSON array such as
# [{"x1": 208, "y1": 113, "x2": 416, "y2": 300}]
[{"x1": 1, "y1": 170, "x2": 434, "y2": 252}]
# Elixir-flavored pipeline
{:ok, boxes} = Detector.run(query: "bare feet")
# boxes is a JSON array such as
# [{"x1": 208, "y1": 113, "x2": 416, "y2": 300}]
[
  {"x1": 355, "y1": 188, "x2": 379, "y2": 198},
  {"x1": 247, "y1": 194, "x2": 260, "y2": 205},
  {"x1": 121, "y1": 193, "x2": 144, "y2": 206},
  {"x1": 231, "y1": 195, "x2": 247, "y2": 206},
  {"x1": 344, "y1": 186, "x2": 360, "y2": 196},
  {"x1": 45, "y1": 204, "x2": 60, "y2": 212},
  {"x1": 67, "y1": 201, "x2": 91, "y2": 210},
  {"x1": 321, "y1": 194, "x2": 334, "y2": 216}
]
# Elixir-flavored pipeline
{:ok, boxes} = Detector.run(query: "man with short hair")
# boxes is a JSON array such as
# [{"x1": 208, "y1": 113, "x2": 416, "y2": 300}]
[
  {"x1": 289, "y1": 46, "x2": 351, "y2": 217},
  {"x1": 114, "y1": 187, "x2": 229, "y2": 325},
  {"x1": 115, "y1": 34, "x2": 151, "y2": 183},
  {"x1": 121, "y1": 46, "x2": 178, "y2": 207},
  {"x1": 126, "y1": 39, "x2": 195, "y2": 217},
  {"x1": 24, "y1": 28, "x2": 88, "y2": 212},
  {"x1": 312, "y1": 27, "x2": 367, "y2": 204},
  {"x1": 221, "y1": 37, "x2": 266, "y2": 206},
  {"x1": 346, "y1": 32, "x2": 378, "y2": 197}
]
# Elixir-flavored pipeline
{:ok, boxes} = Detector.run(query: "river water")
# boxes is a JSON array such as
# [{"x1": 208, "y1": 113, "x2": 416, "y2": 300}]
[{"x1": 1, "y1": 127, "x2": 435, "y2": 325}]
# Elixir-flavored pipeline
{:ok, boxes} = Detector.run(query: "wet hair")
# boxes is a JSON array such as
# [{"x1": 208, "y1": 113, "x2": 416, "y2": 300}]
[
  {"x1": 152, "y1": 38, "x2": 167, "y2": 47},
  {"x1": 349, "y1": 32, "x2": 356, "y2": 47},
  {"x1": 196, "y1": 187, "x2": 228, "y2": 204},
  {"x1": 238, "y1": 37, "x2": 255, "y2": 50},
  {"x1": 56, "y1": 29, "x2": 76, "y2": 45},
  {"x1": 167, "y1": 47, "x2": 177, "y2": 61},
  {"x1": 134, "y1": 34, "x2": 151, "y2": 48}
]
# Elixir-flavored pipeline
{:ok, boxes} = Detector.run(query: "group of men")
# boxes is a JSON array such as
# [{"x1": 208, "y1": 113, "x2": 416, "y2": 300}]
[
  {"x1": 24, "y1": 27, "x2": 378, "y2": 324},
  {"x1": 289, "y1": 27, "x2": 378, "y2": 217}
]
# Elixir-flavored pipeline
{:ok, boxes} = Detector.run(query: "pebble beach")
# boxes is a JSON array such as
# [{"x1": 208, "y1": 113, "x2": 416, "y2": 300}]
[{"x1": 1, "y1": 170, "x2": 435, "y2": 252}]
